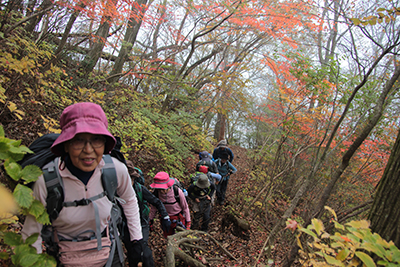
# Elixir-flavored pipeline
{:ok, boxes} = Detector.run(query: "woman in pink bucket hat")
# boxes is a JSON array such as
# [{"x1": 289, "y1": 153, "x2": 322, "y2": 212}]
[
  {"x1": 149, "y1": 171, "x2": 191, "y2": 237},
  {"x1": 21, "y1": 102, "x2": 142, "y2": 267}
]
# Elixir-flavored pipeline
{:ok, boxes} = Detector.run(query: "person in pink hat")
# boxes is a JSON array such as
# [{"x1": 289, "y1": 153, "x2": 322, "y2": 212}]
[
  {"x1": 149, "y1": 172, "x2": 191, "y2": 238},
  {"x1": 21, "y1": 102, "x2": 142, "y2": 267}
]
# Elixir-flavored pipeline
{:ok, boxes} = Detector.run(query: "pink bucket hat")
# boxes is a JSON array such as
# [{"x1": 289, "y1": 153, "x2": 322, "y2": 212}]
[
  {"x1": 149, "y1": 172, "x2": 175, "y2": 189},
  {"x1": 51, "y1": 102, "x2": 116, "y2": 156}
]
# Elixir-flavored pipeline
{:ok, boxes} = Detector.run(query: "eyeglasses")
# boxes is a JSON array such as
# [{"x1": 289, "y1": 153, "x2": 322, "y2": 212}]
[{"x1": 69, "y1": 136, "x2": 106, "y2": 150}]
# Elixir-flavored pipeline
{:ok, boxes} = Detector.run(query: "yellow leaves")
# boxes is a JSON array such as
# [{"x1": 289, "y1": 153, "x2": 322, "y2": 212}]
[
  {"x1": 41, "y1": 115, "x2": 61, "y2": 133},
  {"x1": 7, "y1": 101, "x2": 25, "y2": 120},
  {"x1": 345, "y1": 220, "x2": 370, "y2": 229},
  {"x1": 311, "y1": 218, "x2": 324, "y2": 236},
  {"x1": 350, "y1": 6, "x2": 399, "y2": 26},
  {"x1": 324, "y1": 206, "x2": 337, "y2": 221},
  {"x1": 0, "y1": 184, "x2": 17, "y2": 217},
  {"x1": 7, "y1": 101, "x2": 17, "y2": 112},
  {"x1": 254, "y1": 201, "x2": 263, "y2": 208}
]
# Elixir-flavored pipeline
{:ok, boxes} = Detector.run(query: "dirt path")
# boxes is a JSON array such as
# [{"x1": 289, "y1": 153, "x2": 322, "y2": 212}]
[{"x1": 149, "y1": 145, "x2": 270, "y2": 267}]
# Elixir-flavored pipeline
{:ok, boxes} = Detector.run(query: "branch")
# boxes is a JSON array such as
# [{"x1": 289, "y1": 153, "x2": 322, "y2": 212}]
[
  {"x1": 164, "y1": 229, "x2": 238, "y2": 267},
  {"x1": 5, "y1": 5, "x2": 53, "y2": 35}
]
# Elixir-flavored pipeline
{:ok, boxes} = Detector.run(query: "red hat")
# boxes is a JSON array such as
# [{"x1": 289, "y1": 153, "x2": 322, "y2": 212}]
[
  {"x1": 150, "y1": 172, "x2": 175, "y2": 189},
  {"x1": 199, "y1": 165, "x2": 208, "y2": 174},
  {"x1": 51, "y1": 102, "x2": 116, "y2": 156}
]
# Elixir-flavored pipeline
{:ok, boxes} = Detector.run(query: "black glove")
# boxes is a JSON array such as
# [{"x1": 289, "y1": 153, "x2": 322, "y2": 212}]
[
  {"x1": 131, "y1": 239, "x2": 145, "y2": 258},
  {"x1": 161, "y1": 217, "x2": 171, "y2": 232}
]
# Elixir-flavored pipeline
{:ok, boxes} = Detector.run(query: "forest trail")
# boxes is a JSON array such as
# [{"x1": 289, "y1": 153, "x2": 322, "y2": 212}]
[{"x1": 149, "y1": 145, "x2": 275, "y2": 266}]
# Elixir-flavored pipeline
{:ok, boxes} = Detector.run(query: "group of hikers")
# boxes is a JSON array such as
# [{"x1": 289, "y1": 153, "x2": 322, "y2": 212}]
[{"x1": 20, "y1": 102, "x2": 237, "y2": 267}]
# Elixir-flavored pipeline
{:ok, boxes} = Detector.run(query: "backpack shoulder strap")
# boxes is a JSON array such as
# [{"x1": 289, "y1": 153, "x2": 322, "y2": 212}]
[
  {"x1": 100, "y1": 154, "x2": 124, "y2": 264},
  {"x1": 101, "y1": 155, "x2": 118, "y2": 202},
  {"x1": 42, "y1": 158, "x2": 64, "y2": 221},
  {"x1": 133, "y1": 181, "x2": 143, "y2": 202},
  {"x1": 173, "y1": 184, "x2": 181, "y2": 203}
]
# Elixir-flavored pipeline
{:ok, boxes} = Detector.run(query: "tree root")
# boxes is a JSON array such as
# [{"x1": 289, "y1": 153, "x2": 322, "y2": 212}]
[{"x1": 165, "y1": 229, "x2": 238, "y2": 267}]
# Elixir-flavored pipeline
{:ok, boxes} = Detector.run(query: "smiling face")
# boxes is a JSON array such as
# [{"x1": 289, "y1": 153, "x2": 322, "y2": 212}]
[{"x1": 64, "y1": 133, "x2": 105, "y2": 172}]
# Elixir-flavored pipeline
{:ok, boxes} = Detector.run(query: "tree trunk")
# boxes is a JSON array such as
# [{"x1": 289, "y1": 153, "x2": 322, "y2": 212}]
[
  {"x1": 368, "y1": 128, "x2": 400, "y2": 247},
  {"x1": 282, "y1": 64, "x2": 400, "y2": 267},
  {"x1": 80, "y1": 0, "x2": 116, "y2": 75},
  {"x1": 108, "y1": 0, "x2": 148, "y2": 83},
  {"x1": 24, "y1": 0, "x2": 53, "y2": 33},
  {"x1": 214, "y1": 112, "x2": 225, "y2": 141}
]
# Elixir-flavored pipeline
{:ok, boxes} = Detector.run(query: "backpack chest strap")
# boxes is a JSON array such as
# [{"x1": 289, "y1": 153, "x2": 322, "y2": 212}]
[{"x1": 63, "y1": 192, "x2": 107, "y2": 251}]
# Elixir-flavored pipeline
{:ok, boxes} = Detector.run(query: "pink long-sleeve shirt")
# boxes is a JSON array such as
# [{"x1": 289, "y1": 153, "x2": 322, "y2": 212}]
[
  {"x1": 149, "y1": 186, "x2": 191, "y2": 222},
  {"x1": 21, "y1": 157, "x2": 142, "y2": 253}
]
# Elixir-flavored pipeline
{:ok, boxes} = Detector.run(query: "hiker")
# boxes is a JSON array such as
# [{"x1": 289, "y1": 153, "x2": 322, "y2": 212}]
[
  {"x1": 124, "y1": 161, "x2": 170, "y2": 267},
  {"x1": 212, "y1": 139, "x2": 234, "y2": 162},
  {"x1": 21, "y1": 102, "x2": 143, "y2": 267},
  {"x1": 196, "y1": 151, "x2": 222, "y2": 183},
  {"x1": 199, "y1": 151, "x2": 213, "y2": 160},
  {"x1": 215, "y1": 152, "x2": 237, "y2": 205},
  {"x1": 149, "y1": 171, "x2": 191, "y2": 238},
  {"x1": 187, "y1": 173, "x2": 216, "y2": 232},
  {"x1": 197, "y1": 165, "x2": 220, "y2": 205}
]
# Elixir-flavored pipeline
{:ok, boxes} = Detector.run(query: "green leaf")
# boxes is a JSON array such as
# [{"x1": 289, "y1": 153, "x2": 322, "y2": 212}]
[
  {"x1": 355, "y1": 251, "x2": 376, "y2": 267},
  {"x1": 36, "y1": 210, "x2": 50, "y2": 225},
  {"x1": 11, "y1": 244, "x2": 40, "y2": 266},
  {"x1": 21, "y1": 165, "x2": 42, "y2": 183},
  {"x1": 336, "y1": 249, "x2": 350, "y2": 261},
  {"x1": 25, "y1": 233, "x2": 39, "y2": 246},
  {"x1": 333, "y1": 220, "x2": 345, "y2": 230},
  {"x1": 0, "y1": 251, "x2": 9, "y2": 260},
  {"x1": 0, "y1": 125, "x2": 4, "y2": 137},
  {"x1": 0, "y1": 140, "x2": 10, "y2": 160},
  {"x1": 299, "y1": 228, "x2": 318, "y2": 239},
  {"x1": 5, "y1": 161, "x2": 22, "y2": 181},
  {"x1": 4, "y1": 231, "x2": 23, "y2": 246},
  {"x1": 331, "y1": 242, "x2": 344, "y2": 249},
  {"x1": 323, "y1": 253, "x2": 345, "y2": 266},
  {"x1": 346, "y1": 233, "x2": 361, "y2": 243},
  {"x1": 31, "y1": 253, "x2": 57, "y2": 267},
  {"x1": 389, "y1": 246, "x2": 400, "y2": 262},
  {"x1": 13, "y1": 184, "x2": 34, "y2": 208},
  {"x1": 28, "y1": 199, "x2": 46, "y2": 218},
  {"x1": 361, "y1": 242, "x2": 386, "y2": 258}
]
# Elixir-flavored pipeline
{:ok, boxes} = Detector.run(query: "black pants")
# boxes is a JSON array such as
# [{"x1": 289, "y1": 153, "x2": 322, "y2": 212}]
[
  {"x1": 216, "y1": 178, "x2": 229, "y2": 203},
  {"x1": 192, "y1": 201, "x2": 211, "y2": 231}
]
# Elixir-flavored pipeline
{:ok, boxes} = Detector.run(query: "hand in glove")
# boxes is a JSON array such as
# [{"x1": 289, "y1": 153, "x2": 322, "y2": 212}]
[
  {"x1": 131, "y1": 239, "x2": 145, "y2": 257},
  {"x1": 161, "y1": 217, "x2": 171, "y2": 232},
  {"x1": 186, "y1": 221, "x2": 191, "y2": 230}
]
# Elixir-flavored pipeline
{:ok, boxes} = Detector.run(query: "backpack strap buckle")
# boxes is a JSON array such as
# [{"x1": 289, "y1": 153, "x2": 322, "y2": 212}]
[{"x1": 74, "y1": 198, "x2": 91, "y2": 206}]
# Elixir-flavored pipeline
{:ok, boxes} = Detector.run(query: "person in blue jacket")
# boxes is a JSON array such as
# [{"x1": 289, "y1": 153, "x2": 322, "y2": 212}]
[
  {"x1": 212, "y1": 139, "x2": 234, "y2": 162},
  {"x1": 215, "y1": 152, "x2": 237, "y2": 205}
]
